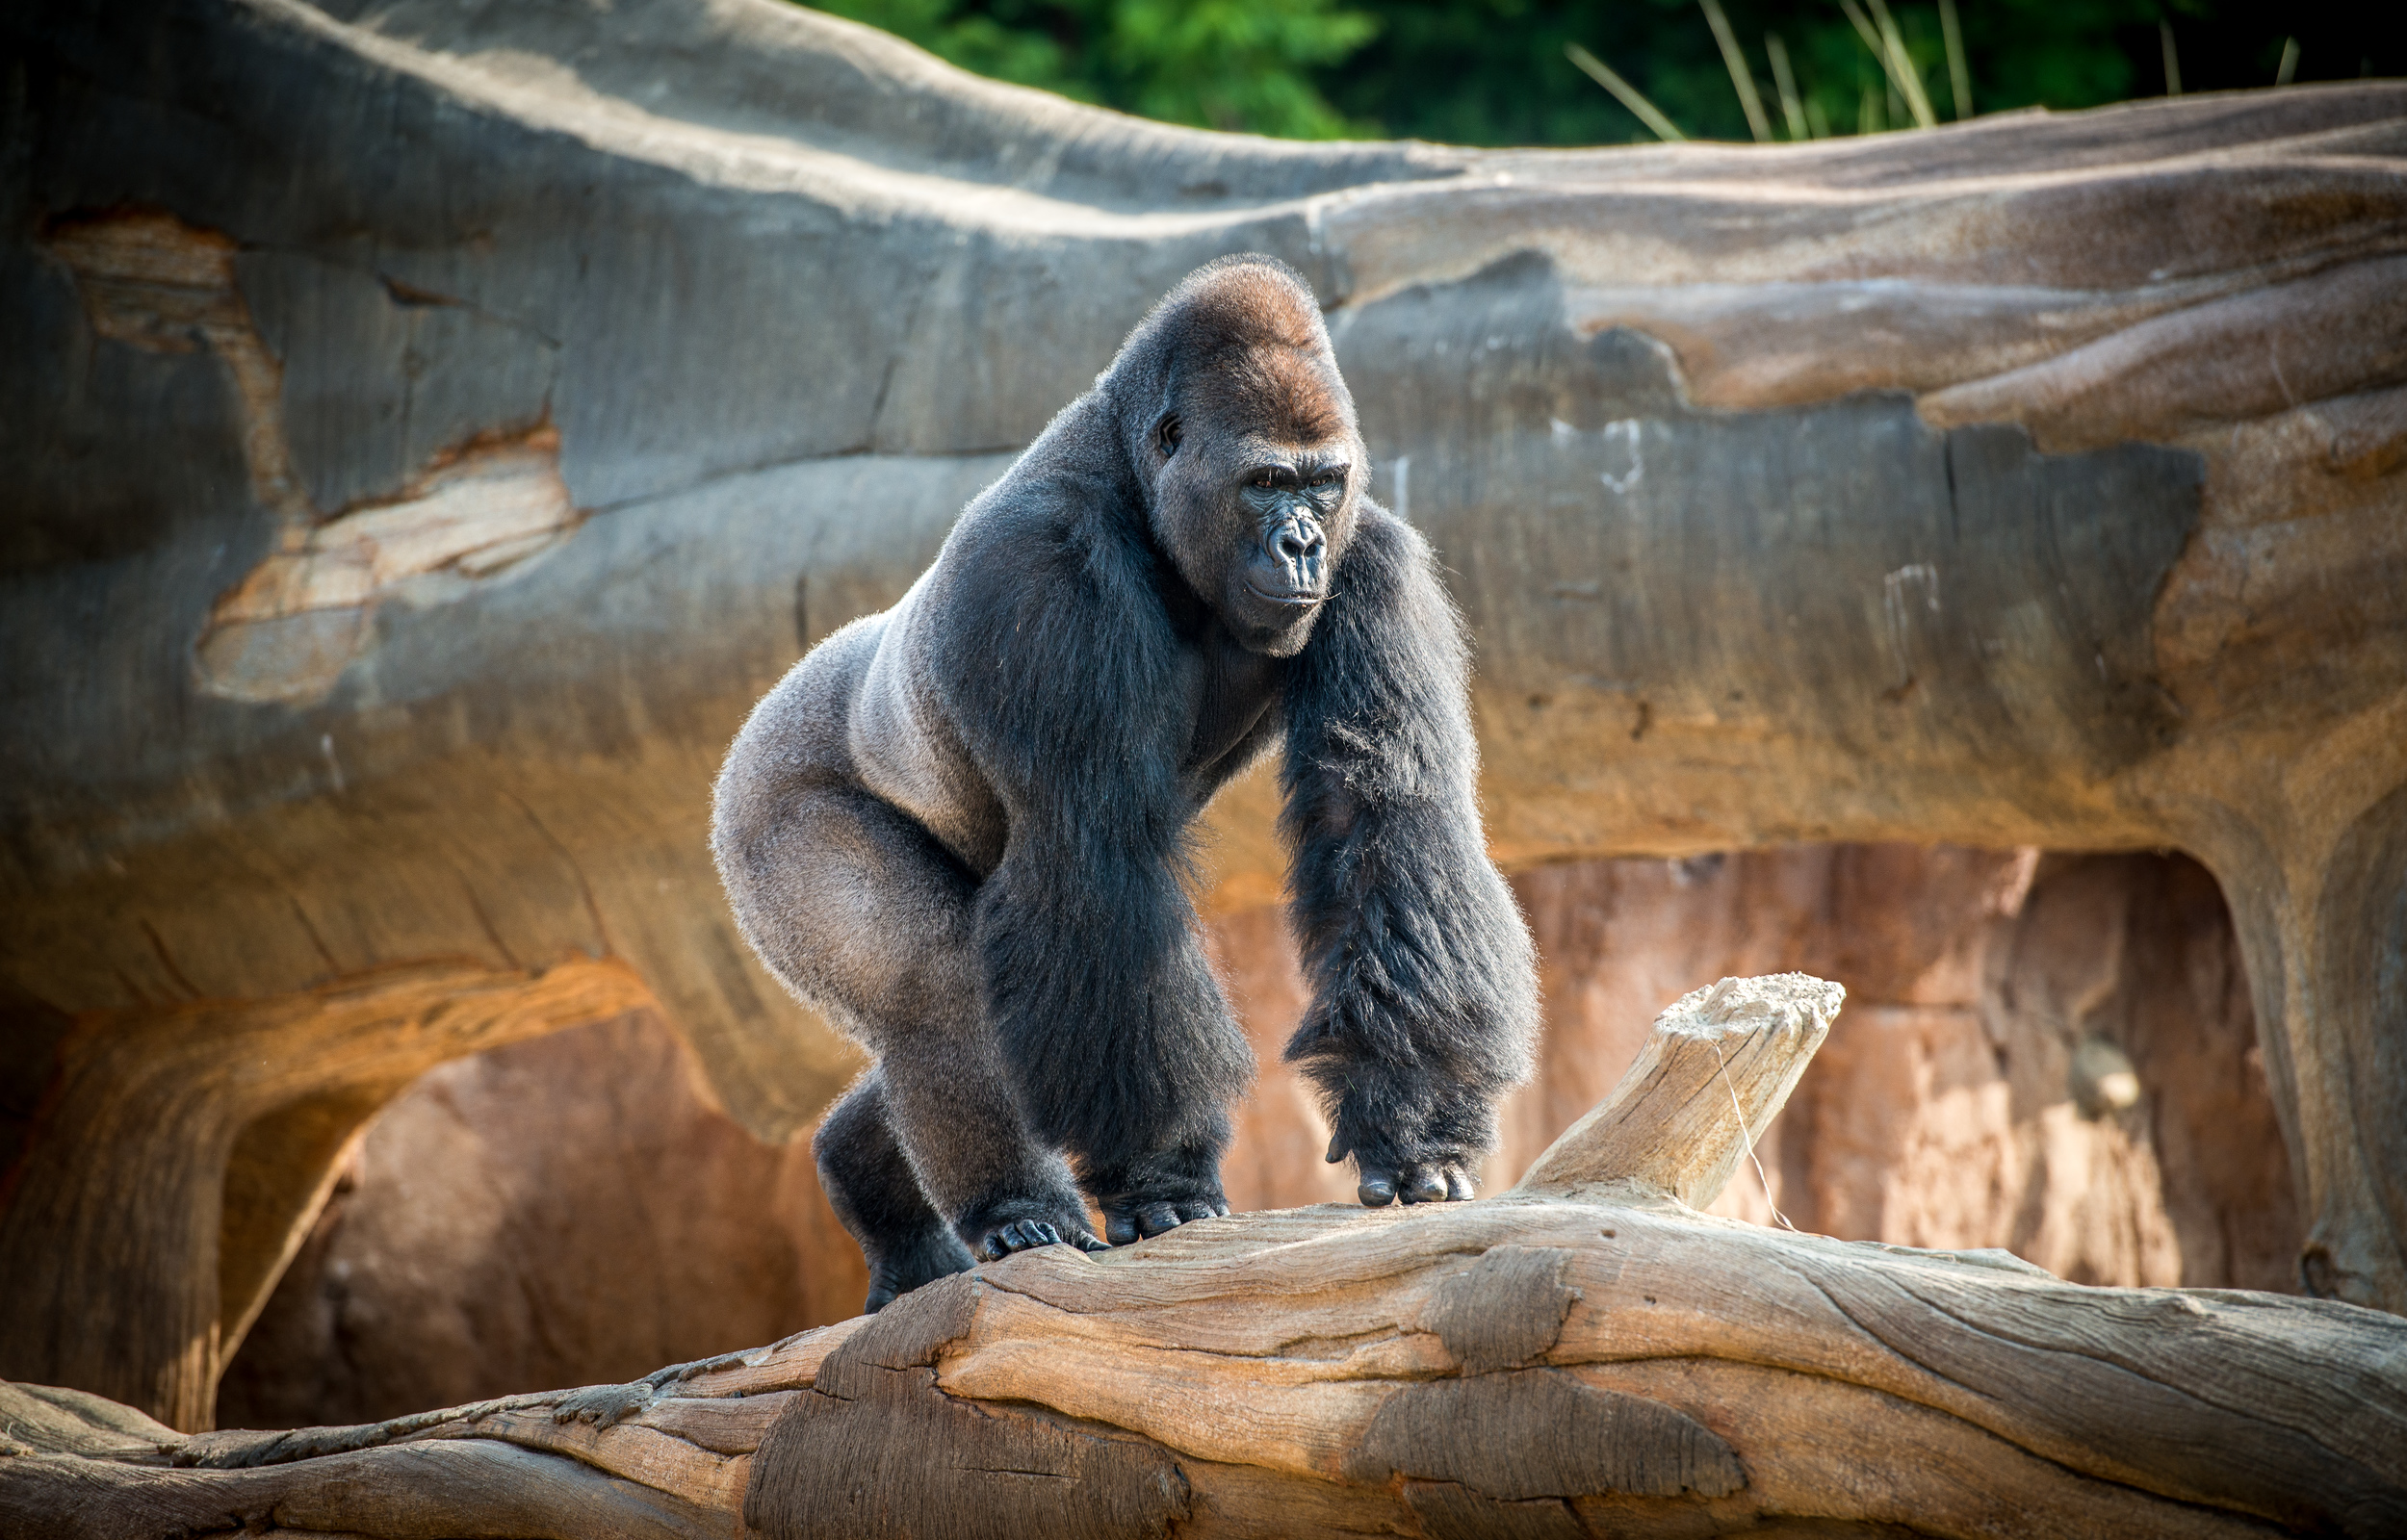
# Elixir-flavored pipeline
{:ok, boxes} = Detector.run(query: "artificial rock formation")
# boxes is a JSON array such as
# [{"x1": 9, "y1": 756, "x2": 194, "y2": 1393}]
[
  {"x1": 3, "y1": 0, "x2": 2404, "y2": 1432},
  {"x1": 216, "y1": 1010, "x2": 867, "y2": 1430},
  {"x1": 9, "y1": 974, "x2": 2404, "y2": 1539}
]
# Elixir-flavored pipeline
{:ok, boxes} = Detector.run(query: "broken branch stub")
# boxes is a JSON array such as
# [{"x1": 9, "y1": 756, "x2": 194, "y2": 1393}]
[{"x1": 1513, "y1": 972, "x2": 1843, "y2": 1206}]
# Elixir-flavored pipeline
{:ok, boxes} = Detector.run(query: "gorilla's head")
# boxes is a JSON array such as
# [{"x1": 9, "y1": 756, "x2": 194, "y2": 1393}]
[{"x1": 1116, "y1": 256, "x2": 1365, "y2": 658}]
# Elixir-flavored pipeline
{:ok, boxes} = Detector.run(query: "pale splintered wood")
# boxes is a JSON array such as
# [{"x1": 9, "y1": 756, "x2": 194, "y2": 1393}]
[
  {"x1": 1513, "y1": 972, "x2": 1844, "y2": 1207},
  {"x1": 9, "y1": 973, "x2": 2402, "y2": 1540}
]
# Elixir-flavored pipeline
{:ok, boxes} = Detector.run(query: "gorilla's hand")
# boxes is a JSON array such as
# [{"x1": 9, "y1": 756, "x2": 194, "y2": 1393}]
[
  {"x1": 1324, "y1": 1130, "x2": 1478, "y2": 1206},
  {"x1": 1321, "y1": 1082, "x2": 1491, "y2": 1208},
  {"x1": 863, "y1": 1227, "x2": 977, "y2": 1313},
  {"x1": 958, "y1": 1196, "x2": 1108, "y2": 1263},
  {"x1": 976, "y1": 1218, "x2": 1108, "y2": 1259}
]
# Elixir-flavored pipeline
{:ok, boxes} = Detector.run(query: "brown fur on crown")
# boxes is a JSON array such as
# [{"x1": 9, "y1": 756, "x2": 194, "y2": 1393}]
[
  {"x1": 1165, "y1": 255, "x2": 1329, "y2": 352},
  {"x1": 1149, "y1": 258, "x2": 1354, "y2": 446},
  {"x1": 1213, "y1": 341, "x2": 1350, "y2": 446}
]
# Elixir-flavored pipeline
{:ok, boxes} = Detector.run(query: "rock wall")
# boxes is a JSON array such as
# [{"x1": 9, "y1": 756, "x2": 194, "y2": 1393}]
[{"x1": 220, "y1": 843, "x2": 2293, "y2": 1425}]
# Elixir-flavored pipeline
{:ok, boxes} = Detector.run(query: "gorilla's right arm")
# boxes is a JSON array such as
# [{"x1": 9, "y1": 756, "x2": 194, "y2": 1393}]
[
  {"x1": 931, "y1": 455, "x2": 1255, "y2": 1245},
  {"x1": 1279, "y1": 503, "x2": 1540, "y2": 1204}
]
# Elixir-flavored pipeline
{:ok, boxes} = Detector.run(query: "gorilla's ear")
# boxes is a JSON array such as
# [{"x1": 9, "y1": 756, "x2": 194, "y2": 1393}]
[{"x1": 1155, "y1": 414, "x2": 1182, "y2": 457}]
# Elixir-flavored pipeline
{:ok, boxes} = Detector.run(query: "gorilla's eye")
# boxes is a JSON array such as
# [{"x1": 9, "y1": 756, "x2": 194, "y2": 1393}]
[
  {"x1": 1254, "y1": 473, "x2": 1278, "y2": 488},
  {"x1": 1156, "y1": 416, "x2": 1182, "y2": 455},
  {"x1": 1309, "y1": 472, "x2": 1340, "y2": 489}
]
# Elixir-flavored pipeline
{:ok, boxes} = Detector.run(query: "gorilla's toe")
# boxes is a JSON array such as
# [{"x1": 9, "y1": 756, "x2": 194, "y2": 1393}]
[
  {"x1": 1103, "y1": 1194, "x2": 1226, "y2": 1243},
  {"x1": 1137, "y1": 1203, "x2": 1182, "y2": 1238},
  {"x1": 1399, "y1": 1168, "x2": 1448, "y2": 1205},
  {"x1": 981, "y1": 1218, "x2": 1086, "y2": 1258},
  {"x1": 1358, "y1": 1169, "x2": 1397, "y2": 1207},
  {"x1": 1444, "y1": 1168, "x2": 1477, "y2": 1201}
]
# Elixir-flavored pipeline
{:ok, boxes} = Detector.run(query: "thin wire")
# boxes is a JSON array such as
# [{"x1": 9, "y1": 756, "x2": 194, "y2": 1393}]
[{"x1": 1712, "y1": 1040, "x2": 1799, "y2": 1231}]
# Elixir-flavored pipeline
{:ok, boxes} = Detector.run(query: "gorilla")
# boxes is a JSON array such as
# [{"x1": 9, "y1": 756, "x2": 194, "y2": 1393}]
[{"x1": 713, "y1": 255, "x2": 1538, "y2": 1311}]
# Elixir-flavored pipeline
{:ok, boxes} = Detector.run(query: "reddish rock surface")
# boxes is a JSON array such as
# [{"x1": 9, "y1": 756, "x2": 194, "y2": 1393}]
[
  {"x1": 220, "y1": 846, "x2": 2296, "y2": 1425},
  {"x1": 215, "y1": 1013, "x2": 867, "y2": 1429}
]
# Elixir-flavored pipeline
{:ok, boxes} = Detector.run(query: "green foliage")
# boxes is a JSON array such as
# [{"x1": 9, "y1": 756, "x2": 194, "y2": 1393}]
[
  {"x1": 800, "y1": 1, "x2": 2403, "y2": 146},
  {"x1": 1329, "y1": 0, "x2": 2177, "y2": 146},
  {"x1": 812, "y1": 0, "x2": 1381, "y2": 137}
]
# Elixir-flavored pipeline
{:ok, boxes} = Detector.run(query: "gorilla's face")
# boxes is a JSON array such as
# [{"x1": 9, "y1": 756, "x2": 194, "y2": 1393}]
[{"x1": 1147, "y1": 397, "x2": 1360, "y2": 659}]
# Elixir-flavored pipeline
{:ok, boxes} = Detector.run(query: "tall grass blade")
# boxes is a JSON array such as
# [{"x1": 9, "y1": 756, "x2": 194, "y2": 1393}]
[
  {"x1": 1700, "y1": 0, "x2": 1774, "y2": 141},
  {"x1": 1940, "y1": 0, "x2": 1973, "y2": 117},
  {"x1": 1566, "y1": 42, "x2": 1690, "y2": 141},
  {"x1": 1838, "y1": 0, "x2": 1910, "y2": 127},
  {"x1": 1865, "y1": 0, "x2": 1938, "y2": 127},
  {"x1": 1767, "y1": 33, "x2": 1810, "y2": 140}
]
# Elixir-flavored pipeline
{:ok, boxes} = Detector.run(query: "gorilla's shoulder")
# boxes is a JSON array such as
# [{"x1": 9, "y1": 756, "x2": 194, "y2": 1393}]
[
  {"x1": 921, "y1": 442, "x2": 1171, "y2": 709},
  {"x1": 945, "y1": 449, "x2": 1153, "y2": 601},
  {"x1": 1336, "y1": 497, "x2": 1429, "y2": 574}
]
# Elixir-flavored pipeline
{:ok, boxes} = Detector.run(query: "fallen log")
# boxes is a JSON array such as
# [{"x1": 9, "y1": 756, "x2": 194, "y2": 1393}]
[{"x1": 9, "y1": 974, "x2": 2402, "y2": 1539}]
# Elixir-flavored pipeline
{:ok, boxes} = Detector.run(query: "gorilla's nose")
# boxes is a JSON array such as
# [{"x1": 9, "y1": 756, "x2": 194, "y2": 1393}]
[
  {"x1": 1270, "y1": 517, "x2": 1327, "y2": 594},
  {"x1": 1252, "y1": 515, "x2": 1328, "y2": 605},
  {"x1": 1273, "y1": 519, "x2": 1325, "y2": 564}
]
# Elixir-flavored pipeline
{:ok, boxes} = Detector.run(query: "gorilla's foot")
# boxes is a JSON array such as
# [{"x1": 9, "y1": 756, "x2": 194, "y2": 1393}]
[
  {"x1": 1100, "y1": 1193, "x2": 1230, "y2": 1245},
  {"x1": 863, "y1": 1227, "x2": 978, "y2": 1313},
  {"x1": 1091, "y1": 1150, "x2": 1232, "y2": 1245},
  {"x1": 956, "y1": 1194, "x2": 1107, "y2": 1263}
]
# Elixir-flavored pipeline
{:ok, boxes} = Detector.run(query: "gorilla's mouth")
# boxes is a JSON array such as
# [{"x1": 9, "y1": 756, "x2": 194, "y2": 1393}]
[{"x1": 1242, "y1": 581, "x2": 1324, "y2": 609}]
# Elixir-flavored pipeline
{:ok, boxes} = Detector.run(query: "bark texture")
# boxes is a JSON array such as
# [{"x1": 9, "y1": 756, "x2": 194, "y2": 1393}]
[
  {"x1": 2, "y1": 0, "x2": 2403, "y2": 1433},
  {"x1": 8, "y1": 975, "x2": 2403, "y2": 1539}
]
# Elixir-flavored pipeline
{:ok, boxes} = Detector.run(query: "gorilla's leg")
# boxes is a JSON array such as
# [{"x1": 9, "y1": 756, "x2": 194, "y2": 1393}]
[
  {"x1": 755, "y1": 784, "x2": 1103, "y2": 1269},
  {"x1": 813, "y1": 1072, "x2": 975, "y2": 1311},
  {"x1": 970, "y1": 852, "x2": 1248, "y2": 1247}
]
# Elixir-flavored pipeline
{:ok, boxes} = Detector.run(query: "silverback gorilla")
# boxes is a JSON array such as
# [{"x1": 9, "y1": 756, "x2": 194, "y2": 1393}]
[{"x1": 713, "y1": 256, "x2": 1538, "y2": 1310}]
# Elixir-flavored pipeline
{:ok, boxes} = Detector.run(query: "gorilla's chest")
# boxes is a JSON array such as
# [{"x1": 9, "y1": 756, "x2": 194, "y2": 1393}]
[{"x1": 1178, "y1": 629, "x2": 1281, "y2": 794}]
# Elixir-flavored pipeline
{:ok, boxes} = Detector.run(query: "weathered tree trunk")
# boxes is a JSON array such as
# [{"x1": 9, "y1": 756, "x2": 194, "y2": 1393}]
[
  {"x1": 4, "y1": 0, "x2": 2404, "y2": 1433},
  {"x1": 8, "y1": 975, "x2": 2404, "y2": 1538}
]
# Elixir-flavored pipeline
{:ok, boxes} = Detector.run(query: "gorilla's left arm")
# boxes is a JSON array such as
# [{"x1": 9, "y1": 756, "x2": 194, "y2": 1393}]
[{"x1": 1281, "y1": 503, "x2": 1540, "y2": 1202}]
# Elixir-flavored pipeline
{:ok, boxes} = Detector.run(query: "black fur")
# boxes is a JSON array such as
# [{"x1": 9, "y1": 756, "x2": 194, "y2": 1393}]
[
  {"x1": 1280, "y1": 512, "x2": 1535, "y2": 1196},
  {"x1": 713, "y1": 256, "x2": 1537, "y2": 1310}
]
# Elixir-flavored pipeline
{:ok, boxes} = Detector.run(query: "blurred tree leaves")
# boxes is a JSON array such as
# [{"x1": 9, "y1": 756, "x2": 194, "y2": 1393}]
[
  {"x1": 812, "y1": 0, "x2": 1381, "y2": 137},
  {"x1": 804, "y1": 0, "x2": 2400, "y2": 145}
]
